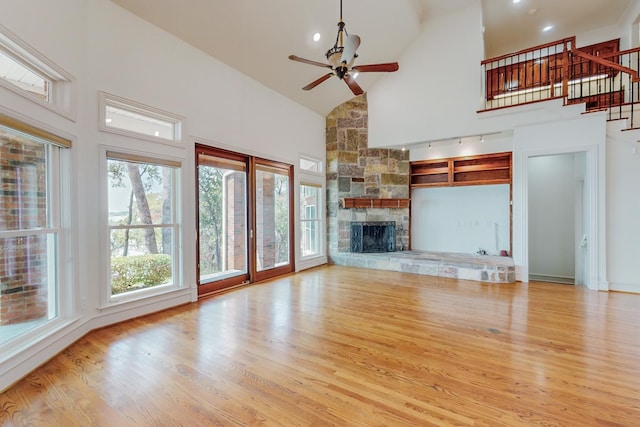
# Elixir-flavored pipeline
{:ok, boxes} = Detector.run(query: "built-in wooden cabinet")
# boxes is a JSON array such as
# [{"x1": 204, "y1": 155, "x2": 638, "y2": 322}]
[
  {"x1": 410, "y1": 152, "x2": 512, "y2": 188},
  {"x1": 409, "y1": 160, "x2": 450, "y2": 186}
]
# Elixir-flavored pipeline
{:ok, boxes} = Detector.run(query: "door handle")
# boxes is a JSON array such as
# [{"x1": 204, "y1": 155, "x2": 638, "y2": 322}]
[{"x1": 579, "y1": 234, "x2": 588, "y2": 249}]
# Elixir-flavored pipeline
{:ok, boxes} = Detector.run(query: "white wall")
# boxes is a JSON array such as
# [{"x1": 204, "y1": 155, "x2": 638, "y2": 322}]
[
  {"x1": 606, "y1": 121, "x2": 640, "y2": 293},
  {"x1": 368, "y1": 2, "x2": 485, "y2": 146},
  {"x1": 412, "y1": 185, "x2": 510, "y2": 255},
  {"x1": 527, "y1": 153, "x2": 577, "y2": 281},
  {"x1": 0, "y1": 0, "x2": 325, "y2": 392}
]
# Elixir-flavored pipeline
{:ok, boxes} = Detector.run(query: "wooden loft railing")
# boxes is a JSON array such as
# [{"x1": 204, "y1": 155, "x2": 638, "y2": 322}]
[
  {"x1": 480, "y1": 36, "x2": 640, "y2": 129},
  {"x1": 482, "y1": 37, "x2": 575, "y2": 107}
]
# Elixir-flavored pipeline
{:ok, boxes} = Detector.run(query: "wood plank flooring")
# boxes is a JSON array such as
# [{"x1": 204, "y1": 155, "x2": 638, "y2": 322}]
[{"x1": 1, "y1": 265, "x2": 640, "y2": 426}]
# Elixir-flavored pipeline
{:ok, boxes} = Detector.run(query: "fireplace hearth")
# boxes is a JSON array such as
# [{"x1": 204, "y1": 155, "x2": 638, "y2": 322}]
[{"x1": 350, "y1": 221, "x2": 396, "y2": 253}]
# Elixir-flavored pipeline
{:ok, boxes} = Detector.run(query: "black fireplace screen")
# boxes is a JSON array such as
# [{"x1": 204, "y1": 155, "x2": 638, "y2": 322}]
[{"x1": 350, "y1": 221, "x2": 396, "y2": 253}]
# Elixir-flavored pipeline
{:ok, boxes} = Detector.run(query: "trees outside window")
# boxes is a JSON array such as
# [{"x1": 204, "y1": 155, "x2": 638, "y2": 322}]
[{"x1": 107, "y1": 154, "x2": 179, "y2": 296}]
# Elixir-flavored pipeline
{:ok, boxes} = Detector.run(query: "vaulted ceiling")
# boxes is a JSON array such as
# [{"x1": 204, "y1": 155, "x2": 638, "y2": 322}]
[{"x1": 111, "y1": 0, "x2": 635, "y2": 116}]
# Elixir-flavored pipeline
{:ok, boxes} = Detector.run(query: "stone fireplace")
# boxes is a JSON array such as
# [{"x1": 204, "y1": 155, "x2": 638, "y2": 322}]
[
  {"x1": 324, "y1": 95, "x2": 515, "y2": 283},
  {"x1": 326, "y1": 94, "x2": 409, "y2": 264},
  {"x1": 350, "y1": 221, "x2": 396, "y2": 253}
]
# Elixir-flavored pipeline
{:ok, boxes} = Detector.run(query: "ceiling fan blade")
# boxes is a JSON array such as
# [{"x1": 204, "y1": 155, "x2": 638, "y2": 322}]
[
  {"x1": 302, "y1": 73, "x2": 334, "y2": 91},
  {"x1": 289, "y1": 55, "x2": 333, "y2": 69},
  {"x1": 352, "y1": 62, "x2": 399, "y2": 73},
  {"x1": 340, "y1": 34, "x2": 361, "y2": 65},
  {"x1": 343, "y1": 73, "x2": 364, "y2": 96}
]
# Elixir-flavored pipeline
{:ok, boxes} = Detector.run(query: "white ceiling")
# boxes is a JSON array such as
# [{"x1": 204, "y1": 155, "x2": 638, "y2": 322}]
[
  {"x1": 483, "y1": 0, "x2": 633, "y2": 58},
  {"x1": 111, "y1": 0, "x2": 635, "y2": 116}
]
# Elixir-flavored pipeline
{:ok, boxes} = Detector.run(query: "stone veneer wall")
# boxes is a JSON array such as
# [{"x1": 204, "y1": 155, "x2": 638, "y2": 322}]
[{"x1": 326, "y1": 94, "x2": 410, "y2": 263}]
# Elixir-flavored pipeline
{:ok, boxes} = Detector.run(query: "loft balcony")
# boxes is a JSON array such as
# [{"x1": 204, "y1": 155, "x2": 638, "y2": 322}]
[{"x1": 480, "y1": 36, "x2": 640, "y2": 130}]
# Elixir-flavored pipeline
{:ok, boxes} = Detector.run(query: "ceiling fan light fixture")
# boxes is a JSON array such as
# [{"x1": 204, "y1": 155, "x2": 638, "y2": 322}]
[
  {"x1": 288, "y1": 0, "x2": 399, "y2": 96},
  {"x1": 326, "y1": 47, "x2": 344, "y2": 67}
]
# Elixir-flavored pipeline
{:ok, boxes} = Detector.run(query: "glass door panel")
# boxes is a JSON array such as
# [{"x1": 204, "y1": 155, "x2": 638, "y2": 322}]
[
  {"x1": 197, "y1": 148, "x2": 249, "y2": 295},
  {"x1": 253, "y1": 160, "x2": 294, "y2": 282}
]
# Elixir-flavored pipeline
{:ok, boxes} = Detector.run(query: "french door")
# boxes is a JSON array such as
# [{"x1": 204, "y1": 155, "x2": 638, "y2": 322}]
[{"x1": 196, "y1": 145, "x2": 294, "y2": 296}]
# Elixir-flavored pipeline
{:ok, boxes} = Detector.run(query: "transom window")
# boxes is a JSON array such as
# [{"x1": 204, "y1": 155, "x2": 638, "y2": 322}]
[
  {"x1": 299, "y1": 156, "x2": 322, "y2": 174},
  {"x1": 0, "y1": 24, "x2": 75, "y2": 118},
  {"x1": 99, "y1": 92, "x2": 182, "y2": 143}
]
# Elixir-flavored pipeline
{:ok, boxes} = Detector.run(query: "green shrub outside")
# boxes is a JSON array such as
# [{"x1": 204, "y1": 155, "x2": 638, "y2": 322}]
[{"x1": 111, "y1": 254, "x2": 172, "y2": 294}]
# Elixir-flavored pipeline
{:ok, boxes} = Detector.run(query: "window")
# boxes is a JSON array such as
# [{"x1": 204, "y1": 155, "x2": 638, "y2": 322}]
[
  {"x1": 299, "y1": 156, "x2": 322, "y2": 174},
  {"x1": 106, "y1": 152, "x2": 181, "y2": 300},
  {"x1": 0, "y1": 24, "x2": 75, "y2": 118},
  {"x1": 300, "y1": 184, "x2": 322, "y2": 258},
  {"x1": 0, "y1": 115, "x2": 70, "y2": 345},
  {"x1": 0, "y1": 50, "x2": 49, "y2": 100},
  {"x1": 99, "y1": 92, "x2": 183, "y2": 144}
]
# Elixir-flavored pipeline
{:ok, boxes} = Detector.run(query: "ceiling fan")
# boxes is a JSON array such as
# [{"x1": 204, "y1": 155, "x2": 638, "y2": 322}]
[{"x1": 288, "y1": 0, "x2": 399, "y2": 96}]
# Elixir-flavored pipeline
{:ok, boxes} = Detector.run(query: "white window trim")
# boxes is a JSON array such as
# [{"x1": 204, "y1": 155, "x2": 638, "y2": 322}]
[
  {"x1": 99, "y1": 92, "x2": 184, "y2": 147},
  {"x1": 299, "y1": 182, "x2": 324, "y2": 260},
  {"x1": 101, "y1": 146, "x2": 185, "y2": 307},
  {"x1": 0, "y1": 117, "x2": 73, "y2": 353},
  {"x1": 0, "y1": 24, "x2": 76, "y2": 121},
  {"x1": 299, "y1": 154, "x2": 324, "y2": 176}
]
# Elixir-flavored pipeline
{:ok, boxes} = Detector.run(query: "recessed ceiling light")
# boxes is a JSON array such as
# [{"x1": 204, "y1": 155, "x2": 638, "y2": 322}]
[
  {"x1": 542, "y1": 25, "x2": 553, "y2": 32},
  {"x1": 313, "y1": 32, "x2": 321, "y2": 42},
  {"x1": 513, "y1": 0, "x2": 521, "y2": 3}
]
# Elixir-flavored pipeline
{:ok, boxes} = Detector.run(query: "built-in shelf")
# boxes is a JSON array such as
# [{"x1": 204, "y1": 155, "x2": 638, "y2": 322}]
[
  {"x1": 410, "y1": 152, "x2": 512, "y2": 188},
  {"x1": 342, "y1": 198, "x2": 410, "y2": 209}
]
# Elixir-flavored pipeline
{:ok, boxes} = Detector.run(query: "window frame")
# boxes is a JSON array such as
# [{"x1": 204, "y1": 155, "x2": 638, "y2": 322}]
[
  {"x1": 102, "y1": 147, "x2": 184, "y2": 306},
  {"x1": 299, "y1": 183, "x2": 323, "y2": 259},
  {"x1": 0, "y1": 24, "x2": 76, "y2": 120},
  {"x1": 99, "y1": 92, "x2": 184, "y2": 146},
  {"x1": 299, "y1": 155, "x2": 323, "y2": 175},
  {"x1": 0, "y1": 113, "x2": 72, "y2": 348}
]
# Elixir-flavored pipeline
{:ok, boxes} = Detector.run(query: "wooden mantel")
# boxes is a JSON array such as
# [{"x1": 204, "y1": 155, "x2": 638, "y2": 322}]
[{"x1": 341, "y1": 198, "x2": 410, "y2": 209}]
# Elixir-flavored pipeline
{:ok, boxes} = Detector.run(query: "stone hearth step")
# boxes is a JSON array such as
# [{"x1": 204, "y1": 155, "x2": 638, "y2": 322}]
[{"x1": 332, "y1": 250, "x2": 515, "y2": 284}]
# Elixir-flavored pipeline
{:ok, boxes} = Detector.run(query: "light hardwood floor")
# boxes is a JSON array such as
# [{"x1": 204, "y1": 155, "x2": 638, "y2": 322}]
[{"x1": 1, "y1": 265, "x2": 640, "y2": 426}]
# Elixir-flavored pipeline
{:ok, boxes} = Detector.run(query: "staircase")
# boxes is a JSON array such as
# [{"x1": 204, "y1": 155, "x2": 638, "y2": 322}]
[{"x1": 480, "y1": 36, "x2": 640, "y2": 131}]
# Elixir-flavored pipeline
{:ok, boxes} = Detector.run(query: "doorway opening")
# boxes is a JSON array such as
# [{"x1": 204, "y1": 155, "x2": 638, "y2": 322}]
[{"x1": 527, "y1": 152, "x2": 588, "y2": 285}]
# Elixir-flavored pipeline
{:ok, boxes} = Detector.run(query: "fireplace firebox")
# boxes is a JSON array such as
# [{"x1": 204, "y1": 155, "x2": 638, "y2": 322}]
[{"x1": 350, "y1": 221, "x2": 396, "y2": 253}]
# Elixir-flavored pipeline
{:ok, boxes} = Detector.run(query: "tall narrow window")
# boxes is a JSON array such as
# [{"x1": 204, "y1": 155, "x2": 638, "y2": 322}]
[
  {"x1": 0, "y1": 117, "x2": 69, "y2": 345},
  {"x1": 107, "y1": 152, "x2": 180, "y2": 299},
  {"x1": 300, "y1": 184, "x2": 322, "y2": 258}
]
